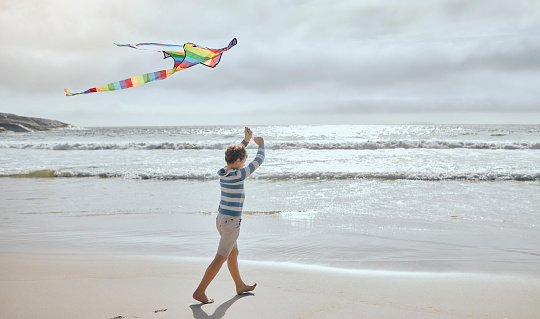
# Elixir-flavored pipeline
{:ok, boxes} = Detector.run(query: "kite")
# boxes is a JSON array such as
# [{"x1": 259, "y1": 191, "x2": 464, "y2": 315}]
[{"x1": 65, "y1": 38, "x2": 237, "y2": 96}]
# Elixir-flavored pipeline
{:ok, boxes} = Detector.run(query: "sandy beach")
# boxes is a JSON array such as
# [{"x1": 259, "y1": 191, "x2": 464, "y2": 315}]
[{"x1": 1, "y1": 253, "x2": 539, "y2": 319}]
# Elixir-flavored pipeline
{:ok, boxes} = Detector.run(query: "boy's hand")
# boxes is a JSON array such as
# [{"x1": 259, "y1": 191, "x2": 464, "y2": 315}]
[
  {"x1": 254, "y1": 137, "x2": 264, "y2": 146},
  {"x1": 244, "y1": 127, "x2": 253, "y2": 142}
]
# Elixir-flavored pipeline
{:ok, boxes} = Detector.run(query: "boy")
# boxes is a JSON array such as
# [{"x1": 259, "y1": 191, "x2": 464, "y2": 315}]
[{"x1": 193, "y1": 127, "x2": 265, "y2": 304}]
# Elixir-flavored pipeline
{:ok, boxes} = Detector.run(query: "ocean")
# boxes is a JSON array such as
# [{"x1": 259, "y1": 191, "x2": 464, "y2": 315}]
[{"x1": 1, "y1": 125, "x2": 539, "y2": 276}]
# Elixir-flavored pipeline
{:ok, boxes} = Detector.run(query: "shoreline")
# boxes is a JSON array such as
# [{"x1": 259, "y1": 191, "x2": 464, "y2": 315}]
[
  {"x1": 2, "y1": 176, "x2": 539, "y2": 279},
  {"x1": 1, "y1": 253, "x2": 539, "y2": 319},
  {"x1": 3, "y1": 246, "x2": 539, "y2": 279}
]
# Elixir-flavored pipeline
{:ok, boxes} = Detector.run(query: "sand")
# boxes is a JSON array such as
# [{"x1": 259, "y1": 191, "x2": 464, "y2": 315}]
[{"x1": 1, "y1": 253, "x2": 539, "y2": 319}]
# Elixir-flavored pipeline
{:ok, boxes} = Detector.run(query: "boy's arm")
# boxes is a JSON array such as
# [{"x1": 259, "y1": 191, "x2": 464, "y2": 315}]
[
  {"x1": 241, "y1": 137, "x2": 265, "y2": 180},
  {"x1": 242, "y1": 127, "x2": 253, "y2": 146}
]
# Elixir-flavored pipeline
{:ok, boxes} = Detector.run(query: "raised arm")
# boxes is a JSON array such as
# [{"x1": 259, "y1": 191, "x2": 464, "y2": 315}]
[
  {"x1": 242, "y1": 127, "x2": 253, "y2": 146},
  {"x1": 240, "y1": 136, "x2": 265, "y2": 180}
]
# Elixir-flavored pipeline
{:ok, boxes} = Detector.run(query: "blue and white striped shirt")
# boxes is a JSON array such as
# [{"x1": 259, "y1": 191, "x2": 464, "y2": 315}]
[{"x1": 217, "y1": 140, "x2": 265, "y2": 216}]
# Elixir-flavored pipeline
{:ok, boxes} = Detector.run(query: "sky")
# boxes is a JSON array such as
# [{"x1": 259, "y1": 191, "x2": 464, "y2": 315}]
[{"x1": 1, "y1": 0, "x2": 539, "y2": 126}]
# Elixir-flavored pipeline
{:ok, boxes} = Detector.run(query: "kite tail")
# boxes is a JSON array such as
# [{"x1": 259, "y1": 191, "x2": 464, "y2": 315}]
[{"x1": 65, "y1": 68, "x2": 177, "y2": 96}]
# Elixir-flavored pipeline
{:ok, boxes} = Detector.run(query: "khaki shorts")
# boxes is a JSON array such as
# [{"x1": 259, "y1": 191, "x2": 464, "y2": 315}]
[{"x1": 216, "y1": 213, "x2": 241, "y2": 257}]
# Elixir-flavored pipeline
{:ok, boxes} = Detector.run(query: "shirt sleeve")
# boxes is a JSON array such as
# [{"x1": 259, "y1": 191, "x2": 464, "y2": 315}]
[{"x1": 240, "y1": 145, "x2": 265, "y2": 180}]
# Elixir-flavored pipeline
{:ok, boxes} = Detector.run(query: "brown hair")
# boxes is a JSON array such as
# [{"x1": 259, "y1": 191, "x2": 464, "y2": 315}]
[{"x1": 225, "y1": 144, "x2": 247, "y2": 164}]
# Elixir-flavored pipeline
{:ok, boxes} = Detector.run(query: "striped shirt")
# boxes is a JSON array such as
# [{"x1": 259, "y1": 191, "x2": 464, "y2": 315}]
[{"x1": 217, "y1": 140, "x2": 265, "y2": 216}]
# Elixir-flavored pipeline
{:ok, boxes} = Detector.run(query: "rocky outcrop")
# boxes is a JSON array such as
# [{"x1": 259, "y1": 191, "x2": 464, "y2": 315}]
[{"x1": 0, "y1": 113, "x2": 74, "y2": 132}]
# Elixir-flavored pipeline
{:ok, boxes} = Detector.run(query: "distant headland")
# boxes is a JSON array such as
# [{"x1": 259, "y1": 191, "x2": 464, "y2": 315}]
[{"x1": 0, "y1": 113, "x2": 74, "y2": 132}]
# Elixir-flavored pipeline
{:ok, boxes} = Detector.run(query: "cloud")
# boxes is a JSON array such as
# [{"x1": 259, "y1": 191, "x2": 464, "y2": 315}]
[{"x1": 1, "y1": 0, "x2": 539, "y2": 125}]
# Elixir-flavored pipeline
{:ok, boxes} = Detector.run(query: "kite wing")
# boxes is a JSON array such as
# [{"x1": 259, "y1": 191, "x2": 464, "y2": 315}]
[{"x1": 65, "y1": 38, "x2": 237, "y2": 96}]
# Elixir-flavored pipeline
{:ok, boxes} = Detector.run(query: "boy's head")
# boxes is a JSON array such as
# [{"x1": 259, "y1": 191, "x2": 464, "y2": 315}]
[{"x1": 225, "y1": 144, "x2": 248, "y2": 165}]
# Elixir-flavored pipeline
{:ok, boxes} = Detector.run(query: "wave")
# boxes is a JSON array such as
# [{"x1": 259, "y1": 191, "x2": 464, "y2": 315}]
[
  {"x1": 1, "y1": 142, "x2": 227, "y2": 151},
  {"x1": 3, "y1": 170, "x2": 539, "y2": 181},
  {"x1": 1, "y1": 140, "x2": 540, "y2": 150},
  {"x1": 259, "y1": 172, "x2": 540, "y2": 181},
  {"x1": 274, "y1": 141, "x2": 540, "y2": 150}
]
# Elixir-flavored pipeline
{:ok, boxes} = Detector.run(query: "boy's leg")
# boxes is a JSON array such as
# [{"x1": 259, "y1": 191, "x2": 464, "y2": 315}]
[
  {"x1": 193, "y1": 253, "x2": 228, "y2": 304},
  {"x1": 227, "y1": 248, "x2": 257, "y2": 294}
]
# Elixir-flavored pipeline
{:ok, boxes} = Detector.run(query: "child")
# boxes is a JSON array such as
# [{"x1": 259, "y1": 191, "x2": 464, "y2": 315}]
[{"x1": 193, "y1": 127, "x2": 265, "y2": 304}]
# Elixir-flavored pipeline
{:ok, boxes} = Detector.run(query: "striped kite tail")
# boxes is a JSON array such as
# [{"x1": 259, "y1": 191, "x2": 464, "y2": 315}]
[{"x1": 65, "y1": 68, "x2": 177, "y2": 96}]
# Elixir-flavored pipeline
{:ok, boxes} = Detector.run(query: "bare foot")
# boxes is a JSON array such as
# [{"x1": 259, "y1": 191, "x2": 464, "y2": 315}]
[
  {"x1": 193, "y1": 291, "x2": 214, "y2": 304},
  {"x1": 237, "y1": 283, "x2": 257, "y2": 295}
]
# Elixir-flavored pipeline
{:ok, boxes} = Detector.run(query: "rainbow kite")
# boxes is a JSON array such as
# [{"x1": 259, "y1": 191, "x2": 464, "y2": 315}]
[{"x1": 65, "y1": 38, "x2": 237, "y2": 96}]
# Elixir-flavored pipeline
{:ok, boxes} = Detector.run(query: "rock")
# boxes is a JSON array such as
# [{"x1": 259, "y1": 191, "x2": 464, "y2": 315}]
[{"x1": 0, "y1": 113, "x2": 74, "y2": 132}]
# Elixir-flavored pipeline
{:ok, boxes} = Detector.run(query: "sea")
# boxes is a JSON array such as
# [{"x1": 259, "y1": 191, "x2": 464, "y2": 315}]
[{"x1": 1, "y1": 124, "x2": 539, "y2": 276}]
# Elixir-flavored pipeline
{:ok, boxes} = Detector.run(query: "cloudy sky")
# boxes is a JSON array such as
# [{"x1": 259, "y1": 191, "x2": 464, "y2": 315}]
[{"x1": 1, "y1": 0, "x2": 539, "y2": 126}]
